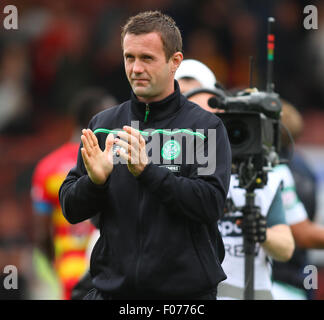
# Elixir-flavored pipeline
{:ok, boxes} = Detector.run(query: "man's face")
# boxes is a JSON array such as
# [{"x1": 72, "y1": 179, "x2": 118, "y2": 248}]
[
  {"x1": 123, "y1": 32, "x2": 182, "y2": 103},
  {"x1": 177, "y1": 78, "x2": 202, "y2": 94}
]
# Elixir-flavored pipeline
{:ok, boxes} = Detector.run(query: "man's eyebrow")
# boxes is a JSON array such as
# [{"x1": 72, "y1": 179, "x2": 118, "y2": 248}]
[
  {"x1": 141, "y1": 53, "x2": 154, "y2": 58},
  {"x1": 124, "y1": 51, "x2": 154, "y2": 57}
]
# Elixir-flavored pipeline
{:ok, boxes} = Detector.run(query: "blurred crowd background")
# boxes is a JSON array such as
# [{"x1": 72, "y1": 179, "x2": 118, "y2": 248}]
[{"x1": 0, "y1": 0, "x2": 324, "y2": 299}]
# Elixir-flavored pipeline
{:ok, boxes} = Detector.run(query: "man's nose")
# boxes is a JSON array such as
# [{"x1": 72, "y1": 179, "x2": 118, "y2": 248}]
[{"x1": 132, "y1": 59, "x2": 144, "y2": 74}]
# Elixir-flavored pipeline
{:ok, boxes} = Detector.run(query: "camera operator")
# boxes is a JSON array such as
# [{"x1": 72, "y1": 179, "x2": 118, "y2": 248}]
[
  {"x1": 176, "y1": 59, "x2": 220, "y2": 113},
  {"x1": 175, "y1": 59, "x2": 295, "y2": 299}
]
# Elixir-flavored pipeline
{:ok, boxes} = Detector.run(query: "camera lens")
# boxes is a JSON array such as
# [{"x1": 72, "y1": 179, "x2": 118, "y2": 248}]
[{"x1": 227, "y1": 120, "x2": 249, "y2": 146}]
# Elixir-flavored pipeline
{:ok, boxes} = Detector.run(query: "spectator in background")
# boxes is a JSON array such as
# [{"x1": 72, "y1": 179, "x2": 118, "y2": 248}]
[
  {"x1": 272, "y1": 100, "x2": 324, "y2": 300},
  {"x1": 31, "y1": 88, "x2": 117, "y2": 299},
  {"x1": 0, "y1": 41, "x2": 32, "y2": 134},
  {"x1": 49, "y1": 13, "x2": 94, "y2": 112},
  {"x1": 30, "y1": 1, "x2": 76, "y2": 109},
  {"x1": 30, "y1": 1, "x2": 95, "y2": 113}
]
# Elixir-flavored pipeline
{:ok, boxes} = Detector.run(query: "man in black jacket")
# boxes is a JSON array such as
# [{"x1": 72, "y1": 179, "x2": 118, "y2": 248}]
[{"x1": 59, "y1": 10, "x2": 231, "y2": 300}]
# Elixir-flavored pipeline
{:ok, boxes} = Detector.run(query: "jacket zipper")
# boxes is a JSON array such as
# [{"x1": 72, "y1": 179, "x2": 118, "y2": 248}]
[
  {"x1": 144, "y1": 104, "x2": 150, "y2": 123},
  {"x1": 135, "y1": 106, "x2": 151, "y2": 291}
]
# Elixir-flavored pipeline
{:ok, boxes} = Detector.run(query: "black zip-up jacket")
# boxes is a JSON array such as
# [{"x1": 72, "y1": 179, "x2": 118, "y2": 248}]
[{"x1": 59, "y1": 81, "x2": 231, "y2": 299}]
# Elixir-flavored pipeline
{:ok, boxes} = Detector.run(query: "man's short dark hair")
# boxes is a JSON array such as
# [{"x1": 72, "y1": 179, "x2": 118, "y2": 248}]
[{"x1": 121, "y1": 10, "x2": 182, "y2": 61}]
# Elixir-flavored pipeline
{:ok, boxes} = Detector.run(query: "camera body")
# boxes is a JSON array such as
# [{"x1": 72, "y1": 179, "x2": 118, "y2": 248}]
[{"x1": 214, "y1": 90, "x2": 282, "y2": 189}]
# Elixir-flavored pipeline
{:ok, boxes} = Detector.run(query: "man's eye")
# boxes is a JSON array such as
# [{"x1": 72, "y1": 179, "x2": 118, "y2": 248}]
[{"x1": 143, "y1": 56, "x2": 152, "y2": 60}]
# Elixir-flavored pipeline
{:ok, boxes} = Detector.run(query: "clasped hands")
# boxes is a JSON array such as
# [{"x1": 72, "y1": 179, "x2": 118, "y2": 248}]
[{"x1": 81, "y1": 126, "x2": 148, "y2": 185}]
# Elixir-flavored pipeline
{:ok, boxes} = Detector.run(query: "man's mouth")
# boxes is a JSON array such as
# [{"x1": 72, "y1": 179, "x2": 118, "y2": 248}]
[
  {"x1": 133, "y1": 79, "x2": 149, "y2": 82},
  {"x1": 133, "y1": 79, "x2": 149, "y2": 87}
]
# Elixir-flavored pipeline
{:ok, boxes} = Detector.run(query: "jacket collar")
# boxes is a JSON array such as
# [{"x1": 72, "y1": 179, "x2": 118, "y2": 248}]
[{"x1": 131, "y1": 80, "x2": 181, "y2": 123}]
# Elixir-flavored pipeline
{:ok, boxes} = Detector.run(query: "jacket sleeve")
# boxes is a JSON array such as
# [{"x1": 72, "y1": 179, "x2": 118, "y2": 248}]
[
  {"x1": 58, "y1": 145, "x2": 110, "y2": 224},
  {"x1": 59, "y1": 114, "x2": 110, "y2": 224},
  {"x1": 136, "y1": 120, "x2": 232, "y2": 224}
]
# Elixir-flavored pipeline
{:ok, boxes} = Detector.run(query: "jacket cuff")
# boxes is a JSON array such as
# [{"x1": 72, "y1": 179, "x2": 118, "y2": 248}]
[{"x1": 80, "y1": 174, "x2": 111, "y2": 194}]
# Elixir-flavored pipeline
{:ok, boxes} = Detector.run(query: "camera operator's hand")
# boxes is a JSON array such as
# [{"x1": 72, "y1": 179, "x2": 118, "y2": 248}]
[{"x1": 239, "y1": 207, "x2": 267, "y2": 243}]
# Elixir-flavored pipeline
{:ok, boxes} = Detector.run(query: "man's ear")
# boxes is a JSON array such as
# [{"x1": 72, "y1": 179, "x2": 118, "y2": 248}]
[{"x1": 171, "y1": 51, "x2": 183, "y2": 73}]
